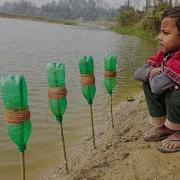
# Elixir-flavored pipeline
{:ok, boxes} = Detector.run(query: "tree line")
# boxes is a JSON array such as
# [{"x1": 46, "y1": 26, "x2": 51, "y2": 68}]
[
  {"x1": 124, "y1": 0, "x2": 178, "y2": 11},
  {"x1": 0, "y1": 0, "x2": 117, "y2": 21}
]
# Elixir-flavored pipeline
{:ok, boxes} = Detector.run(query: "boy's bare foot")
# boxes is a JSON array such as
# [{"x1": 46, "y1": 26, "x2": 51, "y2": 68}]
[
  {"x1": 157, "y1": 131, "x2": 180, "y2": 153},
  {"x1": 143, "y1": 125, "x2": 175, "y2": 142}
]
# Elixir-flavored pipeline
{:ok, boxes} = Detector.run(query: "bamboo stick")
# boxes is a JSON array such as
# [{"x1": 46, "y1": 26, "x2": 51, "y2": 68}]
[
  {"x1": 20, "y1": 151, "x2": 25, "y2": 180},
  {"x1": 60, "y1": 122, "x2": 69, "y2": 174},
  {"x1": 110, "y1": 94, "x2": 114, "y2": 129},
  {"x1": 89, "y1": 104, "x2": 96, "y2": 149}
]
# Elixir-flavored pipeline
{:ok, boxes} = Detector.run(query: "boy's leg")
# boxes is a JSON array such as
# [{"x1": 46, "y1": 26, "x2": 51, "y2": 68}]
[
  {"x1": 143, "y1": 82, "x2": 166, "y2": 118},
  {"x1": 157, "y1": 88, "x2": 180, "y2": 152},
  {"x1": 150, "y1": 117, "x2": 166, "y2": 127},
  {"x1": 143, "y1": 82, "x2": 174, "y2": 141}
]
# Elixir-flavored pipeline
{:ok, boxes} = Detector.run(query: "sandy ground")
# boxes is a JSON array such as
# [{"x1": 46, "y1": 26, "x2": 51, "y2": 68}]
[{"x1": 43, "y1": 92, "x2": 180, "y2": 180}]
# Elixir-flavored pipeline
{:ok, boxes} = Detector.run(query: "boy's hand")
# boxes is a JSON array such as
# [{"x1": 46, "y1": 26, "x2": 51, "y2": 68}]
[{"x1": 149, "y1": 67, "x2": 162, "y2": 78}]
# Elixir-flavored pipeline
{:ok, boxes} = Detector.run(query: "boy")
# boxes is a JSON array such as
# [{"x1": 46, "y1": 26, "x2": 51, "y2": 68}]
[{"x1": 134, "y1": 6, "x2": 180, "y2": 153}]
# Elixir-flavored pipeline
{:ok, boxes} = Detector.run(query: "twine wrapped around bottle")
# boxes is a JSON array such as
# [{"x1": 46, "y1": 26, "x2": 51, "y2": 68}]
[
  {"x1": 48, "y1": 87, "x2": 67, "y2": 99},
  {"x1": 80, "y1": 74, "x2": 95, "y2": 85},
  {"x1": 104, "y1": 71, "x2": 116, "y2": 78},
  {"x1": 4, "y1": 108, "x2": 30, "y2": 124}
]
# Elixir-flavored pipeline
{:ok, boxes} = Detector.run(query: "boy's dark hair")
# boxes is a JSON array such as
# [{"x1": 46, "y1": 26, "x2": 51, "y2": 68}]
[{"x1": 162, "y1": 6, "x2": 180, "y2": 31}]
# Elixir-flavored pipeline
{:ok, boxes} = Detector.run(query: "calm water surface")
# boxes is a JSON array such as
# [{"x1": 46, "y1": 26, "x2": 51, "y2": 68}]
[{"x1": 0, "y1": 18, "x2": 157, "y2": 180}]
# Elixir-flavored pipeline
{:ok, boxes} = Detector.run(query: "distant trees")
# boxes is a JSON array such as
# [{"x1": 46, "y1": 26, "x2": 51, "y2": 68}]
[
  {"x1": 0, "y1": 0, "x2": 117, "y2": 21},
  {"x1": 144, "y1": 0, "x2": 174, "y2": 11},
  {"x1": 1, "y1": 0, "x2": 38, "y2": 16},
  {"x1": 148, "y1": 0, "x2": 175, "y2": 9},
  {"x1": 120, "y1": 0, "x2": 176, "y2": 12}
]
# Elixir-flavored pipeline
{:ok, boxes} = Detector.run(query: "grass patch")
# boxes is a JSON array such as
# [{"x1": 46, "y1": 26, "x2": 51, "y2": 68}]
[{"x1": 112, "y1": 25, "x2": 156, "y2": 40}]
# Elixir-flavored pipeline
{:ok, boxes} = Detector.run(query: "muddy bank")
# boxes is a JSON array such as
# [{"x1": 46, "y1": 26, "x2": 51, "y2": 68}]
[{"x1": 43, "y1": 92, "x2": 180, "y2": 180}]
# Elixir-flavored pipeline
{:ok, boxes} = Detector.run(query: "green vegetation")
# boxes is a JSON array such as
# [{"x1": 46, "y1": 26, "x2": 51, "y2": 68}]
[
  {"x1": 112, "y1": 26, "x2": 154, "y2": 40},
  {"x1": 114, "y1": 2, "x2": 171, "y2": 40}
]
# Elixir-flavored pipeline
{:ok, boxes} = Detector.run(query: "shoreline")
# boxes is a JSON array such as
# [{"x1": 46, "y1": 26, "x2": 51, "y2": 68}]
[
  {"x1": 0, "y1": 12, "x2": 155, "y2": 39},
  {"x1": 0, "y1": 12, "x2": 77, "y2": 26},
  {"x1": 43, "y1": 92, "x2": 180, "y2": 180},
  {"x1": 0, "y1": 12, "x2": 113, "y2": 30}
]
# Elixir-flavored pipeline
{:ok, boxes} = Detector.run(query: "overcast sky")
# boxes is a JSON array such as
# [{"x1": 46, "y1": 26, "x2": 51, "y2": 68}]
[{"x1": 0, "y1": 0, "x2": 126, "y2": 7}]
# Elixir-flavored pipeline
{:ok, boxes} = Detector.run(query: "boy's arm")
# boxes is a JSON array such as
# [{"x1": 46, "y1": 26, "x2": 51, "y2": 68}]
[
  {"x1": 149, "y1": 73, "x2": 176, "y2": 94},
  {"x1": 134, "y1": 64, "x2": 153, "y2": 82},
  {"x1": 134, "y1": 51, "x2": 165, "y2": 82}
]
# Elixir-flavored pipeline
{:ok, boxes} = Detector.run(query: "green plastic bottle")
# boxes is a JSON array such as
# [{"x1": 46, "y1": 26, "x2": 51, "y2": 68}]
[
  {"x1": 79, "y1": 56, "x2": 96, "y2": 104},
  {"x1": 47, "y1": 62, "x2": 65, "y2": 88},
  {"x1": 79, "y1": 56, "x2": 94, "y2": 74},
  {"x1": 1, "y1": 75, "x2": 28, "y2": 110},
  {"x1": 0, "y1": 75, "x2": 31, "y2": 152},
  {"x1": 6, "y1": 121, "x2": 31, "y2": 152},
  {"x1": 104, "y1": 54, "x2": 117, "y2": 95},
  {"x1": 47, "y1": 63, "x2": 67, "y2": 122},
  {"x1": 104, "y1": 54, "x2": 117, "y2": 72}
]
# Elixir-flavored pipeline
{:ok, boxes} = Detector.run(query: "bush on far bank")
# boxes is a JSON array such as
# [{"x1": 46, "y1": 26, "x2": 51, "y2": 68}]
[{"x1": 116, "y1": 2, "x2": 171, "y2": 38}]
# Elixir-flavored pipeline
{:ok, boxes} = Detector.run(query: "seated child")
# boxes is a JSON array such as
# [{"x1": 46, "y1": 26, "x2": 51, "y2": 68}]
[{"x1": 134, "y1": 6, "x2": 180, "y2": 153}]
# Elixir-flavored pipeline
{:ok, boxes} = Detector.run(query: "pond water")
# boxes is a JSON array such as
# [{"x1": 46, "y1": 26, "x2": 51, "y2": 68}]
[{"x1": 0, "y1": 18, "x2": 157, "y2": 179}]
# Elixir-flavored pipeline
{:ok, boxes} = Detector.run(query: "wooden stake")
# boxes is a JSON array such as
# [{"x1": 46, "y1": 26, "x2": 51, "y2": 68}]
[
  {"x1": 20, "y1": 151, "x2": 25, "y2": 180},
  {"x1": 110, "y1": 94, "x2": 114, "y2": 129},
  {"x1": 60, "y1": 122, "x2": 69, "y2": 174},
  {"x1": 45, "y1": 104, "x2": 49, "y2": 126},
  {"x1": 89, "y1": 104, "x2": 96, "y2": 149}
]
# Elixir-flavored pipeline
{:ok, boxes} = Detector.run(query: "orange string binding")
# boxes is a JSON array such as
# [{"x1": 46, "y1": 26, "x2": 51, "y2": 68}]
[
  {"x1": 5, "y1": 108, "x2": 30, "y2": 124},
  {"x1": 48, "y1": 87, "x2": 67, "y2": 99},
  {"x1": 104, "y1": 71, "x2": 116, "y2": 78},
  {"x1": 80, "y1": 75, "x2": 95, "y2": 85}
]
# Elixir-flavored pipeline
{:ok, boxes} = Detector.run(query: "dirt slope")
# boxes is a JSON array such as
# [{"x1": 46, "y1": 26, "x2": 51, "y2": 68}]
[{"x1": 44, "y1": 93, "x2": 180, "y2": 180}]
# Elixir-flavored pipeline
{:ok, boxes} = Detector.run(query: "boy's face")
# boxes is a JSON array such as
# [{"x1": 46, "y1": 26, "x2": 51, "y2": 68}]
[{"x1": 158, "y1": 17, "x2": 180, "y2": 53}]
